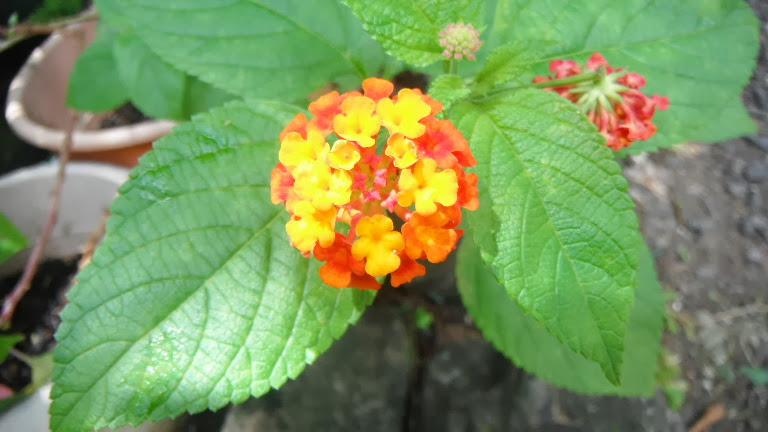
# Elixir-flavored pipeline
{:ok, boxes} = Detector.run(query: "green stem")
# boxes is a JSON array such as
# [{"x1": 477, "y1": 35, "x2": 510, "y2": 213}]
[
  {"x1": 449, "y1": 59, "x2": 458, "y2": 75},
  {"x1": 443, "y1": 60, "x2": 450, "y2": 74},
  {"x1": 471, "y1": 70, "x2": 601, "y2": 102},
  {"x1": 531, "y1": 71, "x2": 599, "y2": 89}
]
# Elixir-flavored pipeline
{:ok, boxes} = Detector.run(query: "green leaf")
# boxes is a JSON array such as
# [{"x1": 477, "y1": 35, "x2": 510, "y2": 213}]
[
  {"x1": 67, "y1": 22, "x2": 129, "y2": 112},
  {"x1": 112, "y1": 32, "x2": 233, "y2": 120},
  {"x1": 656, "y1": 348, "x2": 687, "y2": 410},
  {"x1": 452, "y1": 89, "x2": 639, "y2": 384},
  {"x1": 0, "y1": 212, "x2": 28, "y2": 264},
  {"x1": 29, "y1": 0, "x2": 84, "y2": 23},
  {"x1": 428, "y1": 75, "x2": 470, "y2": 112},
  {"x1": 457, "y1": 236, "x2": 664, "y2": 395},
  {"x1": 741, "y1": 366, "x2": 768, "y2": 387},
  {"x1": 95, "y1": 0, "x2": 388, "y2": 101},
  {"x1": 0, "y1": 334, "x2": 24, "y2": 362},
  {"x1": 472, "y1": 40, "x2": 557, "y2": 93},
  {"x1": 50, "y1": 101, "x2": 376, "y2": 432},
  {"x1": 488, "y1": 0, "x2": 759, "y2": 152},
  {"x1": 414, "y1": 307, "x2": 435, "y2": 330},
  {"x1": 343, "y1": 0, "x2": 484, "y2": 67}
]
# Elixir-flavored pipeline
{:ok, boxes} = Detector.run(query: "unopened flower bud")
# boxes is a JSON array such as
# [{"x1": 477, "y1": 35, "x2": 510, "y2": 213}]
[{"x1": 439, "y1": 22, "x2": 482, "y2": 61}]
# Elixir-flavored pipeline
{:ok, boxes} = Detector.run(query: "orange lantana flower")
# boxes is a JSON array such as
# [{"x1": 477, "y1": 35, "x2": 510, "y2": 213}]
[{"x1": 271, "y1": 77, "x2": 479, "y2": 289}]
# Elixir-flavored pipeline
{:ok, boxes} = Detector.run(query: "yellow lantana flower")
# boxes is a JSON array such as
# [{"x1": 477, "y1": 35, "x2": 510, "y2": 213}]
[
  {"x1": 286, "y1": 201, "x2": 337, "y2": 252},
  {"x1": 333, "y1": 96, "x2": 381, "y2": 148},
  {"x1": 397, "y1": 158, "x2": 458, "y2": 215},
  {"x1": 377, "y1": 88, "x2": 431, "y2": 139},
  {"x1": 385, "y1": 133, "x2": 418, "y2": 169},
  {"x1": 327, "y1": 139, "x2": 361, "y2": 170},
  {"x1": 292, "y1": 160, "x2": 352, "y2": 211},
  {"x1": 279, "y1": 129, "x2": 329, "y2": 167},
  {"x1": 351, "y1": 215, "x2": 405, "y2": 277}
]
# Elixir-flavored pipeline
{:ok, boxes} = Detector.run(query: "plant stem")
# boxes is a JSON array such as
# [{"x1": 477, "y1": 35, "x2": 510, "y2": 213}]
[
  {"x1": 469, "y1": 71, "x2": 601, "y2": 102},
  {"x1": 0, "y1": 112, "x2": 79, "y2": 329},
  {"x1": 449, "y1": 59, "x2": 458, "y2": 75},
  {"x1": 0, "y1": 7, "x2": 98, "y2": 52},
  {"x1": 530, "y1": 71, "x2": 599, "y2": 89}
]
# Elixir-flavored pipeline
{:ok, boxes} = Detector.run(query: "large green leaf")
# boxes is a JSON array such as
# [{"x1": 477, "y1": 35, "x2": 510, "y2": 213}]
[
  {"x1": 50, "y1": 101, "x2": 376, "y2": 432},
  {"x1": 342, "y1": 0, "x2": 484, "y2": 67},
  {"x1": 67, "y1": 23, "x2": 129, "y2": 112},
  {"x1": 112, "y1": 32, "x2": 233, "y2": 120},
  {"x1": 471, "y1": 40, "x2": 557, "y2": 93},
  {"x1": 94, "y1": 0, "x2": 388, "y2": 101},
  {"x1": 451, "y1": 88, "x2": 639, "y2": 384},
  {"x1": 68, "y1": 21, "x2": 233, "y2": 119},
  {"x1": 428, "y1": 74, "x2": 470, "y2": 112},
  {"x1": 487, "y1": 0, "x2": 759, "y2": 153},
  {"x1": 457, "y1": 236, "x2": 664, "y2": 395},
  {"x1": 0, "y1": 212, "x2": 28, "y2": 264},
  {"x1": 29, "y1": 0, "x2": 84, "y2": 23}
]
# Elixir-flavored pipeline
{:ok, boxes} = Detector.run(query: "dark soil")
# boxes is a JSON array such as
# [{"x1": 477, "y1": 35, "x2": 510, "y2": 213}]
[
  {"x1": 392, "y1": 70, "x2": 430, "y2": 94},
  {"x1": 0, "y1": 256, "x2": 79, "y2": 392},
  {"x1": 99, "y1": 102, "x2": 150, "y2": 129}
]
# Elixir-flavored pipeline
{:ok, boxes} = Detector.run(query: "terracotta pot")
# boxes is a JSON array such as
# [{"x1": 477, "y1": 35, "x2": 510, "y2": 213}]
[{"x1": 4, "y1": 20, "x2": 175, "y2": 168}]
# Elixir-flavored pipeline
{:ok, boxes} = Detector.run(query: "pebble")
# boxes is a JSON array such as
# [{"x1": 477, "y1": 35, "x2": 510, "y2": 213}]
[
  {"x1": 744, "y1": 161, "x2": 768, "y2": 183},
  {"x1": 731, "y1": 158, "x2": 747, "y2": 176},
  {"x1": 746, "y1": 135, "x2": 768, "y2": 151},
  {"x1": 695, "y1": 266, "x2": 716, "y2": 279},
  {"x1": 751, "y1": 87, "x2": 768, "y2": 111},
  {"x1": 725, "y1": 179, "x2": 748, "y2": 198},
  {"x1": 739, "y1": 216, "x2": 768, "y2": 241},
  {"x1": 747, "y1": 247, "x2": 764, "y2": 264},
  {"x1": 748, "y1": 185, "x2": 764, "y2": 212}
]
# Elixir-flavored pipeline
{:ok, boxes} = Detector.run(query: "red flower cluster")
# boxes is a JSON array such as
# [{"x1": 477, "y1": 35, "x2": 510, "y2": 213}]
[
  {"x1": 534, "y1": 53, "x2": 670, "y2": 151},
  {"x1": 271, "y1": 78, "x2": 479, "y2": 290}
]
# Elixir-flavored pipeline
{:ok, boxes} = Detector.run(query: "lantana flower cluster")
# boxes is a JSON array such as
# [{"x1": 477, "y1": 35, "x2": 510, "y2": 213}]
[
  {"x1": 534, "y1": 53, "x2": 670, "y2": 151},
  {"x1": 271, "y1": 78, "x2": 479, "y2": 290}
]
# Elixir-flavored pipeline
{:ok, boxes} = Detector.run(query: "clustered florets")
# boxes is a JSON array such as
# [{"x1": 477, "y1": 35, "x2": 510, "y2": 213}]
[
  {"x1": 439, "y1": 22, "x2": 482, "y2": 60},
  {"x1": 534, "y1": 53, "x2": 670, "y2": 151},
  {"x1": 271, "y1": 78, "x2": 479, "y2": 290}
]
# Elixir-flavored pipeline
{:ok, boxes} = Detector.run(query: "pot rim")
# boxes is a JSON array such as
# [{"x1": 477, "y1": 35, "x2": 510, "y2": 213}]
[
  {"x1": 0, "y1": 160, "x2": 129, "y2": 190},
  {"x1": 0, "y1": 161, "x2": 129, "y2": 276},
  {"x1": 4, "y1": 21, "x2": 177, "y2": 152}
]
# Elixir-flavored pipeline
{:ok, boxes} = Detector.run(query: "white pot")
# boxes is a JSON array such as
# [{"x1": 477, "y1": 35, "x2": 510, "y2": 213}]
[
  {"x1": 0, "y1": 162, "x2": 188, "y2": 431},
  {"x1": 0, "y1": 161, "x2": 128, "y2": 276},
  {"x1": 0, "y1": 383, "x2": 183, "y2": 432}
]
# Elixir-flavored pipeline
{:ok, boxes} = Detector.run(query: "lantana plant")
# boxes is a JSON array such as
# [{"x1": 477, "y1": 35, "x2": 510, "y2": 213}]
[{"x1": 48, "y1": 0, "x2": 758, "y2": 431}]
